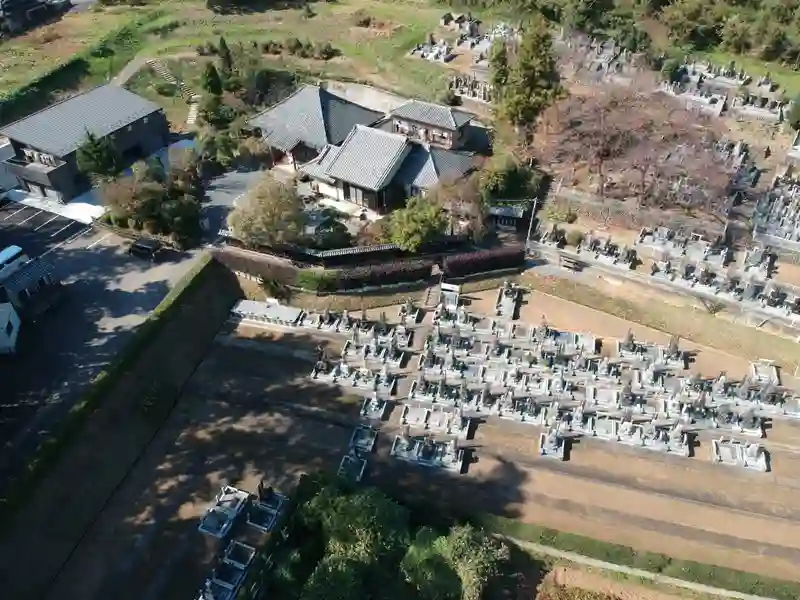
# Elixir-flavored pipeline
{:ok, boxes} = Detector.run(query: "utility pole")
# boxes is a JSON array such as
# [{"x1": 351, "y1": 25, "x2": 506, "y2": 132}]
[{"x1": 525, "y1": 197, "x2": 539, "y2": 253}]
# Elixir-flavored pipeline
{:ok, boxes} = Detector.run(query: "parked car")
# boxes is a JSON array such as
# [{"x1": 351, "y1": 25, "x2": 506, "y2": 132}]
[{"x1": 128, "y1": 238, "x2": 163, "y2": 262}]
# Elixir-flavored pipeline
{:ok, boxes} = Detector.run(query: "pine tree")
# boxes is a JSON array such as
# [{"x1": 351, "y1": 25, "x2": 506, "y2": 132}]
[
  {"x1": 76, "y1": 131, "x2": 122, "y2": 180},
  {"x1": 488, "y1": 41, "x2": 509, "y2": 97},
  {"x1": 497, "y1": 17, "x2": 563, "y2": 128},
  {"x1": 218, "y1": 36, "x2": 233, "y2": 77},
  {"x1": 202, "y1": 62, "x2": 223, "y2": 96}
]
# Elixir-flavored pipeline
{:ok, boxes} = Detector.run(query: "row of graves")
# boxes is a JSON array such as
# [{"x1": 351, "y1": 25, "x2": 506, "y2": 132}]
[
  {"x1": 422, "y1": 302, "x2": 787, "y2": 472},
  {"x1": 303, "y1": 296, "x2": 470, "y2": 477},
  {"x1": 539, "y1": 225, "x2": 638, "y2": 270},
  {"x1": 195, "y1": 483, "x2": 288, "y2": 600},
  {"x1": 754, "y1": 174, "x2": 800, "y2": 254},
  {"x1": 637, "y1": 227, "x2": 800, "y2": 319},
  {"x1": 553, "y1": 29, "x2": 643, "y2": 87},
  {"x1": 448, "y1": 22, "x2": 518, "y2": 104},
  {"x1": 663, "y1": 61, "x2": 788, "y2": 123},
  {"x1": 409, "y1": 33, "x2": 456, "y2": 63}
]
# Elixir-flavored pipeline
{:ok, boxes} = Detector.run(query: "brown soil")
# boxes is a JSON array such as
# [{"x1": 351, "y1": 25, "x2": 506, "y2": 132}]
[
  {"x1": 540, "y1": 566, "x2": 704, "y2": 600},
  {"x1": 31, "y1": 321, "x2": 800, "y2": 600}
]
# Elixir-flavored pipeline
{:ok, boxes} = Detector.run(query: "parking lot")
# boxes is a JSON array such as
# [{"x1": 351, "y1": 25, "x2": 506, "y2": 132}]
[{"x1": 0, "y1": 198, "x2": 197, "y2": 496}]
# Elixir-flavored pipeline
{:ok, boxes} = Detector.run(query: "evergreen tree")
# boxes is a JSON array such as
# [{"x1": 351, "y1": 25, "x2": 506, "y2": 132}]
[
  {"x1": 497, "y1": 17, "x2": 563, "y2": 128},
  {"x1": 218, "y1": 36, "x2": 233, "y2": 77},
  {"x1": 76, "y1": 131, "x2": 122, "y2": 180},
  {"x1": 202, "y1": 62, "x2": 223, "y2": 95},
  {"x1": 488, "y1": 40, "x2": 509, "y2": 98}
]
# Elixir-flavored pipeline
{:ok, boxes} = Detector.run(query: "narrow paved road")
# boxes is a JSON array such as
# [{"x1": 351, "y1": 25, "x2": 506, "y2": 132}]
[{"x1": 511, "y1": 538, "x2": 781, "y2": 600}]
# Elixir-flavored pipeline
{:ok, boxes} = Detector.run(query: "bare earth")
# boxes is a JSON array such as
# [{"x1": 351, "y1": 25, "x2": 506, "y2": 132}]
[
  {"x1": 7, "y1": 284, "x2": 800, "y2": 600},
  {"x1": 541, "y1": 565, "x2": 711, "y2": 600}
]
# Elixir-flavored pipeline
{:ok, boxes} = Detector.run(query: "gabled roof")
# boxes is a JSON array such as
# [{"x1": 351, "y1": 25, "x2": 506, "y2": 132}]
[
  {"x1": 390, "y1": 100, "x2": 474, "y2": 131},
  {"x1": 394, "y1": 144, "x2": 476, "y2": 190},
  {"x1": 323, "y1": 125, "x2": 411, "y2": 191},
  {"x1": 248, "y1": 85, "x2": 384, "y2": 152},
  {"x1": 0, "y1": 85, "x2": 163, "y2": 157}
]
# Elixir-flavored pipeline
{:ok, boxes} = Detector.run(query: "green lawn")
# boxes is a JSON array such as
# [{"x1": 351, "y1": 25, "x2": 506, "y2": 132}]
[
  {"x1": 140, "y1": 0, "x2": 453, "y2": 100},
  {"x1": 0, "y1": 8, "x2": 139, "y2": 93}
]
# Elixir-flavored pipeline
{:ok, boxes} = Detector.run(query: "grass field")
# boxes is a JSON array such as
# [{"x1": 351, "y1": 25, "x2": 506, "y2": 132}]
[
  {"x1": 0, "y1": 9, "x2": 134, "y2": 91},
  {"x1": 140, "y1": 0, "x2": 453, "y2": 100}
]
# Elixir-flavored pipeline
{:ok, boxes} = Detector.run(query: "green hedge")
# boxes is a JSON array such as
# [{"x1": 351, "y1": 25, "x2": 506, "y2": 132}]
[
  {"x1": 477, "y1": 515, "x2": 800, "y2": 600},
  {"x1": 0, "y1": 11, "x2": 163, "y2": 125},
  {"x1": 0, "y1": 252, "x2": 213, "y2": 531}
]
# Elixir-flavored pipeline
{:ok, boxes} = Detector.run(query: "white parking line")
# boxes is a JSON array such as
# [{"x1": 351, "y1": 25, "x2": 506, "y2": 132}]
[
  {"x1": 51, "y1": 221, "x2": 76, "y2": 238},
  {"x1": 40, "y1": 226, "x2": 93, "y2": 257},
  {"x1": 34, "y1": 215, "x2": 59, "y2": 231},
  {"x1": 86, "y1": 233, "x2": 111, "y2": 249},
  {"x1": 4, "y1": 207, "x2": 26, "y2": 220},
  {"x1": 18, "y1": 210, "x2": 42, "y2": 225}
]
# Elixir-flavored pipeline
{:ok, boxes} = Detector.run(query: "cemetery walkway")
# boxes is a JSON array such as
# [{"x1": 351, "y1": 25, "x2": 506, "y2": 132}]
[{"x1": 510, "y1": 538, "x2": 781, "y2": 600}]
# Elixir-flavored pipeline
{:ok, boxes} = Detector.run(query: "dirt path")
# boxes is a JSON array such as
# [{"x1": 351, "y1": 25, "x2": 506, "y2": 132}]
[{"x1": 537, "y1": 558, "x2": 773, "y2": 600}]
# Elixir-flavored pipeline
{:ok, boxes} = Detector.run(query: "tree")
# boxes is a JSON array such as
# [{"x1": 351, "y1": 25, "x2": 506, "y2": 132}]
[
  {"x1": 488, "y1": 40, "x2": 509, "y2": 97},
  {"x1": 496, "y1": 17, "x2": 562, "y2": 129},
  {"x1": 721, "y1": 15, "x2": 753, "y2": 54},
  {"x1": 300, "y1": 557, "x2": 365, "y2": 600},
  {"x1": 428, "y1": 173, "x2": 487, "y2": 242},
  {"x1": 227, "y1": 174, "x2": 305, "y2": 247},
  {"x1": 76, "y1": 131, "x2": 122, "y2": 180},
  {"x1": 218, "y1": 36, "x2": 233, "y2": 77},
  {"x1": 386, "y1": 196, "x2": 448, "y2": 252},
  {"x1": 202, "y1": 62, "x2": 223, "y2": 95}
]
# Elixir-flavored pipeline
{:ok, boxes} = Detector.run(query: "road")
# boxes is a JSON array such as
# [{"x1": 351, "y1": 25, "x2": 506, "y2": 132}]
[{"x1": 203, "y1": 169, "x2": 263, "y2": 237}]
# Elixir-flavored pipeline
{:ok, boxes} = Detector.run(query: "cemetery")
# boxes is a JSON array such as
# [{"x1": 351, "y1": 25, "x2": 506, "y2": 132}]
[{"x1": 195, "y1": 483, "x2": 288, "y2": 599}]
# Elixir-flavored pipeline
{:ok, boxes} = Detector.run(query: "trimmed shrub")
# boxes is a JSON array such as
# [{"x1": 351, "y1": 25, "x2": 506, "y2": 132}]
[
  {"x1": 154, "y1": 81, "x2": 177, "y2": 96},
  {"x1": 295, "y1": 269, "x2": 337, "y2": 292},
  {"x1": 335, "y1": 259, "x2": 433, "y2": 290},
  {"x1": 443, "y1": 246, "x2": 525, "y2": 278}
]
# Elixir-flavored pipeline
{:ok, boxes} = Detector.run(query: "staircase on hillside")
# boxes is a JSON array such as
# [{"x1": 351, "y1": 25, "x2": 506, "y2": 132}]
[{"x1": 145, "y1": 59, "x2": 201, "y2": 128}]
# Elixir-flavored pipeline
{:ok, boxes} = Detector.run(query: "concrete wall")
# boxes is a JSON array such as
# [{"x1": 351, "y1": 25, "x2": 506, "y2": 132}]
[{"x1": 322, "y1": 80, "x2": 406, "y2": 114}]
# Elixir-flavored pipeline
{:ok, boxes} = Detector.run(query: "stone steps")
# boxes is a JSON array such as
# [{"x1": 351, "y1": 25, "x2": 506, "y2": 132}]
[{"x1": 145, "y1": 59, "x2": 198, "y2": 102}]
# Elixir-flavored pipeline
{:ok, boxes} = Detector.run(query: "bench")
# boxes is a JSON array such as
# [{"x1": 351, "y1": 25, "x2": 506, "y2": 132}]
[{"x1": 559, "y1": 254, "x2": 584, "y2": 272}]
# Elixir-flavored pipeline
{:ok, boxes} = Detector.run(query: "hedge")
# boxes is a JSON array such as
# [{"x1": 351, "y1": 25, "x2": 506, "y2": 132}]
[
  {"x1": 477, "y1": 514, "x2": 800, "y2": 600},
  {"x1": 443, "y1": 246, "x2": 525, "y2": 278},
  {"x1": 0, "y1": 252, "x2": 213, "y2": 531},
  {"x1": 0, "y1": 11, "x2": 163, "y2": 126}
]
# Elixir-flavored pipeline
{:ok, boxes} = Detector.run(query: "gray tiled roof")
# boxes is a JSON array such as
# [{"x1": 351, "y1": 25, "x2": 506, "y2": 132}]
[
  {"x1": 248, "y1": 85, "x2": 384, "y2": 152},
  {"x1": 324, "y1": 126, "x2": 410, "y2": 191},
  {"x1": 390, "y1": 100, "x2": 473, "y2": 131},
  {"x1": 394, "y1": 144, "x2": 476, "y2": 190},
  {"x1": 0, "y1": 85, "x2": 163, "y2": 157},
  {"x1": 299, "y1": 144, "x2": 341, "y2": 184}
]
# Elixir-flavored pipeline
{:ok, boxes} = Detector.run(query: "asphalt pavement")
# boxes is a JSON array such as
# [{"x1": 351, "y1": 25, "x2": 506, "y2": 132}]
[{"x1": 0, "y1": 198, "x2": 197, "y2": 498}]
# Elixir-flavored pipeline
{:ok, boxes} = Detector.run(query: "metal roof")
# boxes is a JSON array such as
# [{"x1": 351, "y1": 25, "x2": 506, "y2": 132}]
[
  {"x1": 394, "y1": 144, "x2": 476, "y2": 189},
  {"x1": 390, "y1": 100, "x2": 473, "y2": 131},
  {"x1": 248, "y1": 85, "x2": 384, "y2": 152},
  {"x1": 1, "y1": 257, "x2": 54, "y2": 295},
  {"x1": 0, "y1": 85, "x2": 163, "y2": 157},
  {"x1": 324, "y1": 125, "x2": 411, "y2": 191}
]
